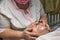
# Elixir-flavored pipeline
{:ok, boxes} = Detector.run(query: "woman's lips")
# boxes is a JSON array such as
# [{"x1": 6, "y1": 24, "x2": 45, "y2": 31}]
[{"x1": 16, "y1": 0, "x2": 29, "y2": 5}]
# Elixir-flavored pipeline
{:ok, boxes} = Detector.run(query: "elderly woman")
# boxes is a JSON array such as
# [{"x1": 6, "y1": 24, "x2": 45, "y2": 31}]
[{"x1": 0, "y1": 0, "x2": 50, "y2": 40}]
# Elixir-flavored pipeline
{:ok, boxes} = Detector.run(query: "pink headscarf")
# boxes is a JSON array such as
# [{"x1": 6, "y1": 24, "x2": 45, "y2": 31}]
[{"x1": 16, "y1": 0, "x2": 29, "y2": 5}]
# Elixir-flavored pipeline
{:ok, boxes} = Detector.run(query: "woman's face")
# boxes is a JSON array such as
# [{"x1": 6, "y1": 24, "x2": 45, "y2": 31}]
[{"x1": 15, "y1": 0, "x2": 30, "y2": 5}]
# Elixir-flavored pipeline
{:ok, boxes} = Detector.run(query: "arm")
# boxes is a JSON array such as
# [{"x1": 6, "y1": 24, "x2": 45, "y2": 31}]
[
  {"x1": 0, "y1": 14, "x2": 23, "y2": 39},
  {"x1": 0, "y1": 14, "x2": 38, "y2": 40},
  {"x1": 0, "y1": 29, "x2": 23, "y2": 39}
]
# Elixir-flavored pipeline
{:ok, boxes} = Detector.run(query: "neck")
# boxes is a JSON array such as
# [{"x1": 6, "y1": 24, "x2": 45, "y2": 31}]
[{"x1": 14, "y1": 0, "x2": 29, "y2": 10}]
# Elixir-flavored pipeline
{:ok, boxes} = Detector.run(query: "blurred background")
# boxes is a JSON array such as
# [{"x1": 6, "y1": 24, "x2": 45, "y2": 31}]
[
  {"x1": 40, "y1": 0, "x2": 60, "y2": 27},
  {"x1": 40, "y1": 0, "x2": 60, "y2": 31}
]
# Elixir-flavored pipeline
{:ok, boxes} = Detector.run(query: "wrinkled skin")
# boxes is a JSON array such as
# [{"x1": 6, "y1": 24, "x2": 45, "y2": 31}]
[{"x1": 25, "y1": 20, "x2": 51, "y2": 40}]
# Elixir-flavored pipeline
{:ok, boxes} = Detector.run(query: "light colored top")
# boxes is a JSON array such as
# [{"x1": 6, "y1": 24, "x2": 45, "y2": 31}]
[{"x1": 0, "y1": 0, "x2": 46, "y2": 33}]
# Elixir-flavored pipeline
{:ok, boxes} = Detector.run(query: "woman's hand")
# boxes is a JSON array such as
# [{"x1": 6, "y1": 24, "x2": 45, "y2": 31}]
[
  {"x1": 22, "y1": 28, "x2": 39, "y2": 40},
  {"x1": 27, "y1": 20, "x2": 51, "y2": 37},
  {"x1": 22, "y1": 21, "x2": 51, "y2": 40}
]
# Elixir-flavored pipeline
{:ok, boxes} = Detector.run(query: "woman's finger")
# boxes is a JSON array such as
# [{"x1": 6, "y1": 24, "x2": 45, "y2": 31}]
[
  {"x1": 29, "y1": 36, "x2": 36, "y2": 40},
  {"x1": 25, "y1": 29, "x2": 39, "y2": 37},
  {"x1": 25, "y1": 34, "x2": 37, "y2": 40},
  {"x1": 25, "y1": 28, "x2": 33, "y2": 32}
]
